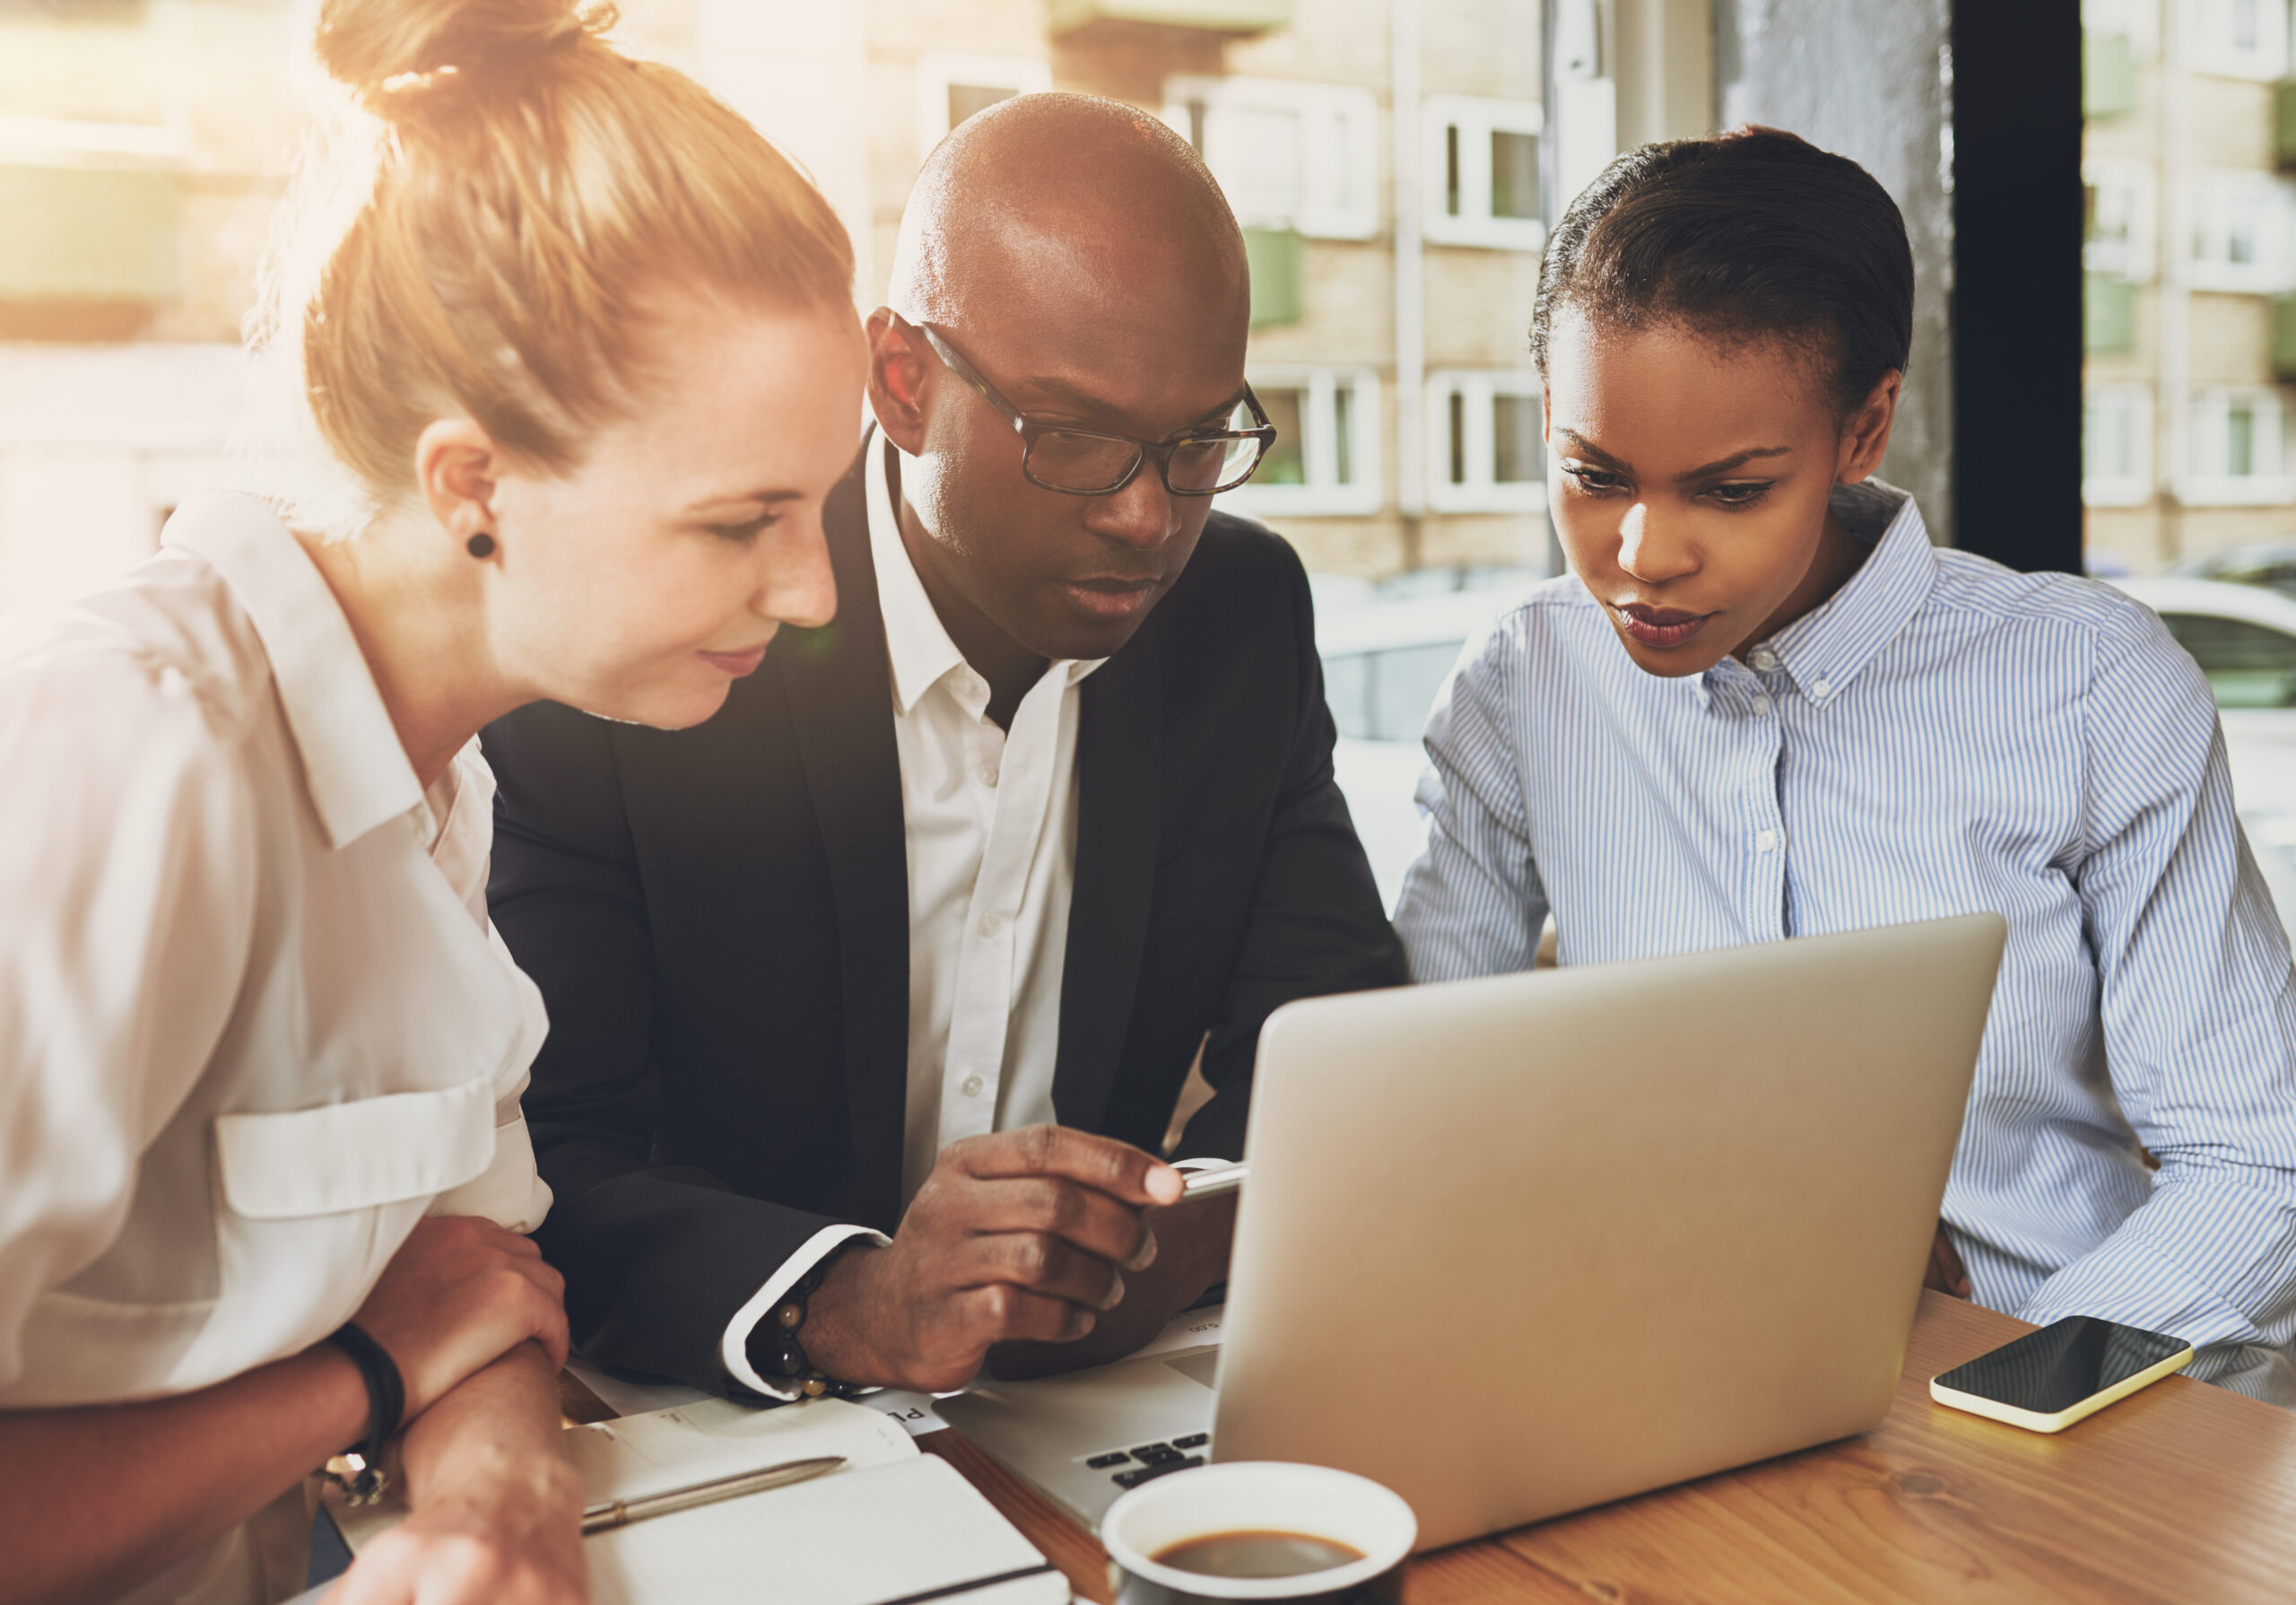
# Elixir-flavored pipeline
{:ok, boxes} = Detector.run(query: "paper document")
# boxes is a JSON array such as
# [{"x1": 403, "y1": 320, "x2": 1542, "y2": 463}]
[{"x1": 328, "y1": 1395, "x2": 1066, "y2": 1605}]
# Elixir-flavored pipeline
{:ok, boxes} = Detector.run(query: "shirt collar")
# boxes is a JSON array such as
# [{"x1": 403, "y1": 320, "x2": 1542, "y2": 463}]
[
  {"x1": 862, "y1": 432, "x2": 1103, "y2": 720},
  {"x1": 1731, "y1": 478, "x2": 1937, "y2": 706},
  {"x1": 164, "y1": 491, "x2": 425, "y2": 849}
]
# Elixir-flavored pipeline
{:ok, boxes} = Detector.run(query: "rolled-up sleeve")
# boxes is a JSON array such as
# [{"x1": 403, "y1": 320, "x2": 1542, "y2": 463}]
[
  {"x1": 2024, "y1": 606, "x2": 2296, "y2": 1403},
  {"x1": 1394, "y1": 615, "x2": 1550, "y2": 982}
]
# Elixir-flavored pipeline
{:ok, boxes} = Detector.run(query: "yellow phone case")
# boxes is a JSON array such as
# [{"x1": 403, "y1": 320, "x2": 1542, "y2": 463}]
[{"x1": 1928, "y1": 1342, "x2": 2194, "y2": 1433}]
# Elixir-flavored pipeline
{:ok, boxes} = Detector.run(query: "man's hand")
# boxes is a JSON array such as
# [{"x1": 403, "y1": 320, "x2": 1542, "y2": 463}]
[
  {"x1": 1923, "y1": 1219, "x2": 1971, "y2": 1298},
  {"x1": 801, "y1": 1126, "x2": 1184, "y2": 1392},
  {"x1": 327, "y1": 1463, "x2": 586, "y2": 1605},
  {"x1": 987, "y1": 1187, "x2": 1237, "y2": 1381}
]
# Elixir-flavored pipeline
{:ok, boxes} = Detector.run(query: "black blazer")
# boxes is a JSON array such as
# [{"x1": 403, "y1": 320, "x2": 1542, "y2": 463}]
[{"x1": 484, "y1": 445, "x2": 1405, "y2": 1390}]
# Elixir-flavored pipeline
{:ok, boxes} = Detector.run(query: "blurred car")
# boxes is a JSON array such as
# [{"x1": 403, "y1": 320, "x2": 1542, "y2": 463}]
[
  {"x1": 1317, "y1": 581, "x2": 1527, "y2": 911},
  {"x1": 2168, "y1": 540, "x2": 2296, "y2": 605},
  {"x1": 2109, "y1": 576, "x2": 2296, "y2": 934},
  {"x1": 1316, "y1": 569, "x2": 2296, "y2": 941}
]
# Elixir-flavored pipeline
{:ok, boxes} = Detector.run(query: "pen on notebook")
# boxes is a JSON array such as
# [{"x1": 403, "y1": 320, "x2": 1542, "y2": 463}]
[
  {"x1": 1182, "y1": 1163, "x2": 1248, "y2": 1199},
  {"x1": 580, "y1": 1454, "x2": 846, "y2": 1535}
]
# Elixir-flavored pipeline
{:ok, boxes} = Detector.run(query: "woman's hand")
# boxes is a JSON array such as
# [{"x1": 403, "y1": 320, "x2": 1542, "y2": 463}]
[
  {"x1": 326, "y1": 1461, "x2": 586, "y2": 1605},
  {"x1": 352, "y1": 1217, "x2": 570, "y2": 1419}
]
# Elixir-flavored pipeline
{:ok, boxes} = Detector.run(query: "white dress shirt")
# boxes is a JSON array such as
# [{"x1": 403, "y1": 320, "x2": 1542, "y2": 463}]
[
  {"x1": 0, "y1": 492, "x2": 552, "y2": 1602},
  {"x1": 1399, "y1": 480, "x2": 2296, "y2": 1406},
  {"x1": 720, "y1": 437, "x2": 1117, "y2": 1395}
]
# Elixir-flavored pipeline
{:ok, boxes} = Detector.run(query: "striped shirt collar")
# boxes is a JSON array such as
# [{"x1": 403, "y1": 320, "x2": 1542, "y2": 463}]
[{"x1": 1717, "y1": 478, "x2": 1937, "y2": 707}]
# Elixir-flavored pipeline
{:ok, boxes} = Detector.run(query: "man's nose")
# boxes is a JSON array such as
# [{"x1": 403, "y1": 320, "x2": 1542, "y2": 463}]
[
  {"x1": 1082, "y1": 460, "x2": 1181, "y2": 552},
  {"x1": 1616, "y1": 501, "x2": 1699, "y2": 585}
]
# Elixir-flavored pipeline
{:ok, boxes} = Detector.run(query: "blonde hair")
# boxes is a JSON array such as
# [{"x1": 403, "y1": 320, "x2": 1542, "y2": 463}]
[{"x1": 248, "y1": 0, "x2": 852, "y2": 527}]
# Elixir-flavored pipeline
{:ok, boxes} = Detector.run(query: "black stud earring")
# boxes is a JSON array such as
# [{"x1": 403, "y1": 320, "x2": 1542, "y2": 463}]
[{"x1": 466, "y1": 532, "x2": 496, "y2": 559}]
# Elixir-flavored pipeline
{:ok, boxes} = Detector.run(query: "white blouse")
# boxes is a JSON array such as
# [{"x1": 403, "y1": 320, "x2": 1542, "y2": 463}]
[{"x1": 0, "y1": 492, "x2": 550, "y2": 1599}]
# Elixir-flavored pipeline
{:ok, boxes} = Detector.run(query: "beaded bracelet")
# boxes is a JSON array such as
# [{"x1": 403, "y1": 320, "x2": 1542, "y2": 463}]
[
  {"x1": 319, "y1": 1322, "x2": 404, "y2": 1505},
  {"x1": 745, "y1": 1245, "x2": 866, "y2": 1400}
]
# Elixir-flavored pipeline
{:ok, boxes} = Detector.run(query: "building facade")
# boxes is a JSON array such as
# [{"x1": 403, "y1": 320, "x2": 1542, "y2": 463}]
[
  {"x1": 2083, "y1": 0, "x2": 2296, "y2": 571},
  {"x1": 0, "y1": 0, "x2": 1580, "y2": 619}
]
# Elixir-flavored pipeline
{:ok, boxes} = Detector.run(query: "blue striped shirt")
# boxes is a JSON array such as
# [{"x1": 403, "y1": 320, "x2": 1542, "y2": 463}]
[{"x1": 1395, "y1": 480, "x2": 2296, "y2": 1406}]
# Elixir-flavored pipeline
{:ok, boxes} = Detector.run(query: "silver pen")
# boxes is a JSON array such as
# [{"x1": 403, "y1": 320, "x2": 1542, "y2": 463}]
[
  {"x1": 580, "y1": 1454, "x2": 847, "y2": 1535},
  {"x1": 1182, "y1": 1162, "x2": 1248, "y2": 1199}
]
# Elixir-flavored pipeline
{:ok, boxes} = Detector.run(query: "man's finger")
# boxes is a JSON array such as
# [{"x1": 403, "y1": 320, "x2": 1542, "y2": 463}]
[
  {"x1": 959, "y1": 1229, "x2": 1127, "y2": 1310},
  {"x1": 959, "y1": 1176, "x2": 1156, "y2": 1268},
  {"x1": 951, "y1": 1124, "x2": 1184, "y2": 1206},
  {"x1": 961, "y1": 1281, "x2": 1095, "y2": 1347}
]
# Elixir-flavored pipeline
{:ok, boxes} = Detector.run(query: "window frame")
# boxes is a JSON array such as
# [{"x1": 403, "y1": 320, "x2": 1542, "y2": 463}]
[
  {"x1": 1424, "y1": 369, "x2": 1547, "y2": 514},
  {"x1": 1163, "y1": 75, "x2": 1381, "y2": 241},
  {"x1": 2182, "y1": 387, "x2": 2295, "y2": 505},
  {"x1": 914, "y1": 53, "x2": 1052, "y2": 165},
  {"x1": 2185, "y1": 0, "x2": 2292, "y2": 80},
  {"x1": 2187, "y1": 168, "x2": 2296, "y2": 293},
  {"x1": 2083, "y1": 157, "x2": 2154, "y2": 283},
  {"x1": 2083, "y1": 382, "x2": 2154, "y2": 507},
  {"x1": 1422, "y1": 95, "x2": 1545, "y2": 252},
  {"x1": 1215, "y1": 366, "x2": 1383, "y2": 519}
]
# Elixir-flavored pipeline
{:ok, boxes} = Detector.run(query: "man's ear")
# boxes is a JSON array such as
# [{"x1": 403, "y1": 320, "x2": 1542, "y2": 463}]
[
  {"x1": 867, "y1": 308, "x2": 933, "y2": 456},
  {"x1": 1836, "y1": 370, "x2": 1901, "y2": 485},
  {"x1": 413, "y1": 418, "x2": 502, "y2": 556}
]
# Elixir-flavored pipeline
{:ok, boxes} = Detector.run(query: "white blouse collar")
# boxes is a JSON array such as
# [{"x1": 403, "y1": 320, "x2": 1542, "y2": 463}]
[{"x1": 163, "y1": 492, "x2": 424, "y2": 850}]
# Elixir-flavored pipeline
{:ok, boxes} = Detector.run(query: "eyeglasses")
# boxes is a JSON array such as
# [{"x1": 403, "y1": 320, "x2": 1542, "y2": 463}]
[{"x1": 912, "y1": 320, "x2": 1277, "y2": 497}]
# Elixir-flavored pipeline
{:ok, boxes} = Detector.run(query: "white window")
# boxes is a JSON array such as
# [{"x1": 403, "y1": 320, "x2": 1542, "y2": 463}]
[
  {"x1": 2187, "y1": 0, "x2": 2291, "y2": 78},
  {"x1": 2184, "y1": 388, "x2": 2294, "y2": 504},
  {"x1": 2188, "y1": 169, "x2": 2296, "y2": 292},
  {"x1": 2083, "y1": 0, "x2": 2159, "y2": 54},
  {"x1": 1425, "y1": 371, "x2": 1546, "y2": 513},
  {"x1": 1422, "y1": 97, "x2": 1544, "y2": 252},
  {"x1": 915, "y1": 54, "x2": 1051, "y2": 164},
  {"x1": 1164, "y1": 77, "x2": 1380, "y2": 240},
  {"x1": 2083, "y1": 158, "x2": 2153, "y2": 282},
  {"x1": 2083, "y1": 384, "x2": 2153, "y2": 507},
  {"x1": 1217, "y1": 368, "x2": 1382, "y2": 518}
]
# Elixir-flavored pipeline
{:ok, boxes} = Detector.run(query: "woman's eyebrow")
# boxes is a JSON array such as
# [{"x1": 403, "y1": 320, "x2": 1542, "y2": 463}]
[
  {"x1": 1555, "y1": 428, "x2": 1629, "y2": 469},
  {"x1": 683, "y1": 487, "x2": 805, "y2": 515},
  {"x1": 1676, "y1": 445, "x2": 1792, "y2": 482}
]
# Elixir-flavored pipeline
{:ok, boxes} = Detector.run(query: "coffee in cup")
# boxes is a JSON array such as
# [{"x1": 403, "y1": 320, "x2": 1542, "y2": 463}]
[{"x1": 1101, "y1": 1461, "x2": 1415, "y2": 1604}]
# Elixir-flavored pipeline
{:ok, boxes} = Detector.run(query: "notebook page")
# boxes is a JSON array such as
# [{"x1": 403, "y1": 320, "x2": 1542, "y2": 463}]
[
  {"x1": 565, "y1": 1396, "x2": 915, "y2": 1504},
  {"x1": 587, "y1": 1452, "x2": 1064, "y2": 1605}
]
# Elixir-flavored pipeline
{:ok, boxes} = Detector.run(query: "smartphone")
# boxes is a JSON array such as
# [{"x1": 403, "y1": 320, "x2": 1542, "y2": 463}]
[{"x1": 1929, "y1": 1315, "x2": 2194, "y2": 1433}]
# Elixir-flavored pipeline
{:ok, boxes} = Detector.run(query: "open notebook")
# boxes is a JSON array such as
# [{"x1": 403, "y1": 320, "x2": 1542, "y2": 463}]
[{"x1": 326, "y1": 1396, "x2": 1068, "y2": 1605}]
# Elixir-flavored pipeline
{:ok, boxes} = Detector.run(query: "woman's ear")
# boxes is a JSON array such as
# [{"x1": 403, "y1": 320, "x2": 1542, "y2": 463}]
[
  {"x1": 413, "y1": 419, "x2": 502, "y2": 556},
  {"x1": 867, "y1": 308, "x2": 933, "y2": 456},
  {"x1": 1835, "y1": 370, "x2": 1902, "y2": 485}
]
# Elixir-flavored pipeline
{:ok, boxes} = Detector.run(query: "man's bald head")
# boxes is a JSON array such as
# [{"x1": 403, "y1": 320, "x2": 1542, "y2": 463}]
[{"x1": 890, "y1": 92, "x2": 1249, "y2": 349}]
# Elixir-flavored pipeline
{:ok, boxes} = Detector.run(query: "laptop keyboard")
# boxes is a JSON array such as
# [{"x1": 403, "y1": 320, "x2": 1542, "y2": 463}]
[{"x1": 1082, "y1": 1436, "x2": 1212, "y2": 1490}]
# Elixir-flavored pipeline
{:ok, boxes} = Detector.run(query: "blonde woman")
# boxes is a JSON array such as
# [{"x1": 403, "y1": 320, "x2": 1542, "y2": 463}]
[{"x1": 0, "y1": 3, "x2": 865, "y2": 1601}]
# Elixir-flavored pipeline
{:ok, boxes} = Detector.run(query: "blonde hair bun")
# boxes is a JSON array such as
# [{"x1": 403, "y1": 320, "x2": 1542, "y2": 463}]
[{"x1": 315, "y1": 0, "x2": 615, "y2": 111}]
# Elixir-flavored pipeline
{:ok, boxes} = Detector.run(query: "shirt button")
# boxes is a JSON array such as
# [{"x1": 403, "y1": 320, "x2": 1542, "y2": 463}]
[
  {"x1": 978, "y1": 913, "x2": 1002, "y2": 938},
  {"x1": 1751, "y1": 694, "x2": 1773, "y2": 717},
  {"x1": 961, "y1": 1075, "x2": 985, "y2": 1098},
  {"x1": 1750, "y1": 647, "x2": 1779, "y2": 672},
  {"x1": 978, "y1": 764, "x2": 999, "y2": 788},
  {"x1": 1811, "y1": 678, "x2": 1831, "y2": 700},
  {"x1": 1756, "y1": 829, "x2": 1779, "y2": 853}
]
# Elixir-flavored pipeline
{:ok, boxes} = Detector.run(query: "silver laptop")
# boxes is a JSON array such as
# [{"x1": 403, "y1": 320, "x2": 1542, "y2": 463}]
[{"x1": 939, "y1": 914, "x2": 2006, "y2": 1549}]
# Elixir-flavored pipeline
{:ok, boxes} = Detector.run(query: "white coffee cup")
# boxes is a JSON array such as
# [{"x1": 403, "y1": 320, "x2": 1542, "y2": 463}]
[{"x1": 1100, "y1": 1461, "x2": 1417, "y2": 1604}]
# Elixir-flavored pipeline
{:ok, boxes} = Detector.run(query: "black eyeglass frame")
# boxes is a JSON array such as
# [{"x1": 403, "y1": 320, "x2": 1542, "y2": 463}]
[{"x1": 911, "y1": 319, "x2": 1277, "y2": 498}]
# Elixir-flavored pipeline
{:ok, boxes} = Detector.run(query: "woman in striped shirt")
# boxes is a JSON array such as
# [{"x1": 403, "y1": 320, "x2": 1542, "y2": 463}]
[{"x1": 1396, "y1": 127, "x2": 2296, "y2": 1405}]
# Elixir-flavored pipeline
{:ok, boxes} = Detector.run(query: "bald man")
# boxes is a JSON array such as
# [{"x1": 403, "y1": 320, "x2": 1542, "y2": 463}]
[{"x1": 483, "y1": 94, "x2": 1403, "y2": 1398}]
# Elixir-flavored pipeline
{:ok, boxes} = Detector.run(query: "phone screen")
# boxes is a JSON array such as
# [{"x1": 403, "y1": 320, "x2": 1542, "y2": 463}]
[{"x1": 1933, "y1": 1315, "x2": 2188, "y2": 1414}]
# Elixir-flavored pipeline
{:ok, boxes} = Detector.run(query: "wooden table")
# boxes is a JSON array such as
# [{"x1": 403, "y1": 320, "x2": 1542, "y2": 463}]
[{"x1": 904, "y1": 1294, "x2": 2296, "y2": 1604}]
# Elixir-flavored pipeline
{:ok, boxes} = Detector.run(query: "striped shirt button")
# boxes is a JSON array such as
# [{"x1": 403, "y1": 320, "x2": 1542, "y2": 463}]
[
  {"x1": 1750, "y1": 647, "x2": 1780, "y2": 671},
  {"x1": 1812, "y1": 678, "x2": 1832, "y2": 700},
  {"x1": 1756, "y1": 828, "x2": 1779, "y2": 853},
  {"x1": 1752, "y1": 694, "x2": 1774, "y2": 717}
]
